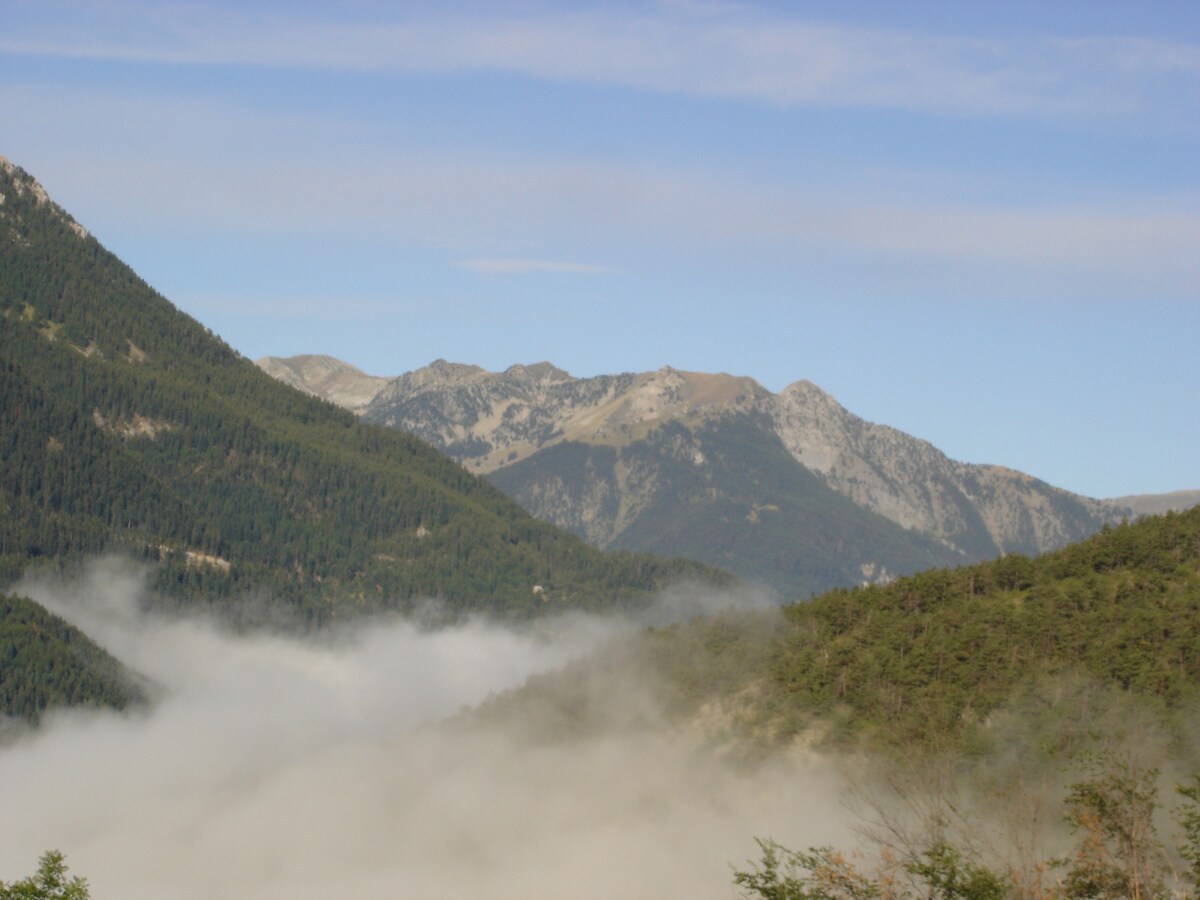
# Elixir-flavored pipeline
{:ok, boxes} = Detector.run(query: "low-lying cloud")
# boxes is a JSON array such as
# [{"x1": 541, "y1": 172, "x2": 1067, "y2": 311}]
[{"x1": 0, "y1": 561, "x2": 849, "y2": 899}]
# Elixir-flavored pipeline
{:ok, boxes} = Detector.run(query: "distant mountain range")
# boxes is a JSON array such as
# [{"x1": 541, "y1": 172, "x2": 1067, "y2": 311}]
[
  {"x1": 258, "y1": 354, "x2": 1196, "y2": 598},
  {"x1": 1111, "y1": 490, "x2": 1200, "y2": 518}
]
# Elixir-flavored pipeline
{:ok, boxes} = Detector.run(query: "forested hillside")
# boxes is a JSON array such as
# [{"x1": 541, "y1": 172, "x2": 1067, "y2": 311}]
[
  {"x1": 0, "y1": 592, "x2": 147, "y2": 724},
  {"x1": 759, "y1": 507, "x2": 1200, "y2": 748},
  {"x1": 495, "y1": 506, "x2": 1200, "y2": 755},
  {"x1": 721, "y1": 507, "x2": 1200, "y2": 900},
  {"x1": 0, "y1": 157, "x2": 727, "y2": 622}
]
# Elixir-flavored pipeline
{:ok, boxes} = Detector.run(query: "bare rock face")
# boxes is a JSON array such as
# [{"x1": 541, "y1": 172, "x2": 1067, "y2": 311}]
[
  {"x1": 364, "y1": 362, "x2": 768, "y2": 475},
  {"x1": 255, "y1": 355, "x2": 390, "y2": 414},
  {"x1": 0, "y1": 156, "x2": 89, "y2": 239},
  {"x1": 770, "y1": 380, "x2": 1124, "y2": 557},
  {"x1": 258, "y1": 355, "x2": 1141, "y2": 571}
]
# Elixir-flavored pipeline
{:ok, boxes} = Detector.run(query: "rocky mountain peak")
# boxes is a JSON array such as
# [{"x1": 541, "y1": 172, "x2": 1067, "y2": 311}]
[
  {"x1": 417, "y1": 359, "x2": 488, "y2": 384},
  {"x1": 0, "y1": 157, "x2": 44, "y2": 204},
  {"x1": 1, "y1": 157, "x2": 89, "y2": 239},
  {"x1": 376, "y1": 360, "x2": 491, "y2": 397},
  {"x1": 629, "y1": 368, "x2": 767, "y2": 419},
  {"x1": 255, "y1": 354, "x2": 390, "y2": 413},
  {"x1": 503, "y1": 361, "x2": 573, "y2": 384},
  {"x1": 779, "y1": 378, "x2": 841, "y2": 411}
]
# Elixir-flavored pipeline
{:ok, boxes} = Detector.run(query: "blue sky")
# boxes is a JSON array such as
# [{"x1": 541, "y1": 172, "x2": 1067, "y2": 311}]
[{"x1": 3, "y1": 0, "x2": 1198, "y2": 498}]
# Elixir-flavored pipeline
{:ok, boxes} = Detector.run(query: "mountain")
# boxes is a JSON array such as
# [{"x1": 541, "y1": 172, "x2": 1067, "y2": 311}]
[
  {"x1": 258, "y1": 356, "x2": 1137, "y2": 598},
  {"x1": 255, "y1": 354, "x2": 390, "y2": 414},
  {"x1": 0, "y1": 156, "x2": 727, "y2": 624},
  {"x1": 1110, "y1": 489, "x2": 1200, "y2": 518}
]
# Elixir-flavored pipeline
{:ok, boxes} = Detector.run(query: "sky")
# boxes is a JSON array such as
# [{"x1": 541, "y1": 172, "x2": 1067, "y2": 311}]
[{"x1": 2, "y1": 0, "x2": 1198, "y2": 498}]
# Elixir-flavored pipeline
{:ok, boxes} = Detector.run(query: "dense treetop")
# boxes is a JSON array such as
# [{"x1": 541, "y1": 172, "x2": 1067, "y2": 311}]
[
  {"x1": 496, "y1": 507, "x2": 1200, "y2": 755},
  {"x1": 0, "y1": 592, "x2": 146, "y2": 724}
]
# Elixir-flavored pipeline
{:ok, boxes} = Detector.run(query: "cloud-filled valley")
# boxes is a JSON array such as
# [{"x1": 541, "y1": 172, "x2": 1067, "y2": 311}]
[{"x1": 0, "y1": 561, "x2": 849, "y2": 899}]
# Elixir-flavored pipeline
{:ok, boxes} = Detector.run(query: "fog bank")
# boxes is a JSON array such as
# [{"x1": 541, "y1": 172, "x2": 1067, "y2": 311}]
[{"x1": 0, "y1": 562, "x2": 850, "y2": 899}]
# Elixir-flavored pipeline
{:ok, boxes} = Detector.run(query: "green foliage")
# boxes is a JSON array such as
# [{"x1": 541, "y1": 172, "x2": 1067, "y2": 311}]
[
  {"x1": 719, "y1": 513, "x2": 1200, "y2": 899},
  {"x1": 733, "y1": 839, "x2": 881, "y2": 900},
  {"x1": 1061, "y1": 754, "x2": 1164, "y2": 899},
  {"x1": 0, "y1": 159, "x2": 728, "y2": 622},
  {"x1": 1176, "y1": 777, "x2": 1200, "y2": 892},
  {"x1": 0, "y1": 592, "x2": 146, "y2": 723},
  {"x1": 0, "y1": 851, "x2": 89, "y2": 900},
  {"x1": 765, "y1": 508, "x2": 1200, "y2": 747},
  {"x1": 732, "y1": 838, "x2": 1008, "y2": 900},
  {"x1": 905, "y1": 842, "x2": 1008, "y2": 900},
  {"x1": 734, "y1": 757, "x2": 1200, "y2": 899},
  {"x1": 614, "y1": 507, "x2": 1200, "y2": 752}
]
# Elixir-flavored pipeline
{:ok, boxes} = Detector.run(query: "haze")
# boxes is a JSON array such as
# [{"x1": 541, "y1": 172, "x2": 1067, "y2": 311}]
[{"x1": 0, "y1": 561, "x2": 849, "y2": 899}]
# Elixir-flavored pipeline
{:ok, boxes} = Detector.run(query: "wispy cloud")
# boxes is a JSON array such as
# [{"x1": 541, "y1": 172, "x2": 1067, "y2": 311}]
[
  {"x1": 4, "y1": 3, "x2": 1198, "y2": 124},
  {"x1": 458, "y1": 257, "x2": 613, "y2": 276},
  {"x1": 9, "y1": 85, "x2": 1195, "y2": 302}
]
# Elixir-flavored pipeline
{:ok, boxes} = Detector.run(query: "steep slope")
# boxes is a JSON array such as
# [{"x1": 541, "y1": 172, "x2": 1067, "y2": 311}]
[
  {"x1": 0, "y1": 592, "x2": 148, "y2": 725},
  {"x1": 489, "y1": 414, "x2": 961, "y2": 597},
  {"x1": 263, "y1": 356, "x2": 1131, "y2": 597},
  {"x1": 772, "y1": 379, "x2": 1122, "y2": 557},
  {"x1": 0, "y1": 156, "x2": 727, "y2": 620},
  {"x1": 296, "y1": 358, "x2": 1130, "y2": 562}
]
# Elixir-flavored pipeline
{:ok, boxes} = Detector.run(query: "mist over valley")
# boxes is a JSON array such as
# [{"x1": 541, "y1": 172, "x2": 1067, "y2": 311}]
[{"x1": 2, "y1": 561, "x2": 852, "y2": 899}]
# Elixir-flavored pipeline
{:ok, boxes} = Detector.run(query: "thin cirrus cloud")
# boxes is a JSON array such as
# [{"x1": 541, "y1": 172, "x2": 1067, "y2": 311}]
[
  {"x1": 8, "y1": 108, "x2": 1195, "y2": 301},
  {"x1": 458, "y1": 257, "x2": 614, "y2": 276},
  {"x1": 4, "y1": 3, "x2": 1198, "y2": 124}
]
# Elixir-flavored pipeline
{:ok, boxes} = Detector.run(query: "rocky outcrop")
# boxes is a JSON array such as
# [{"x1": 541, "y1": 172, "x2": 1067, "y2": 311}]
[
  {"x1": 0, "y1": 156, "x2": 88, "y2": 239},
  {"x1": 366, "y1": 362, "x2": 765, "y2": 473},
  {"x1": 770, "y1": 380, "x2": 1124, "y2": 557},
  {"x1": 255, "y1": 355, "x2": 390, "y2": 414}
]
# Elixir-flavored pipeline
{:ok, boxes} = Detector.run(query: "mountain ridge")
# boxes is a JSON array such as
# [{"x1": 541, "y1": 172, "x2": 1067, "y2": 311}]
[
  {"x1": 254, "y1": 354, "x2": 389, "y2": 413},
  {"x1": 257, "y1": 355, "x2": 1168, "y2": 596}
]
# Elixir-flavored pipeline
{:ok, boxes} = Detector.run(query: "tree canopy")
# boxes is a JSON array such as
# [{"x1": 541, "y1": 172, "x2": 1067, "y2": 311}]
[{"x1": 0, "y1": 851, "x2": 88, "y2": 900}]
